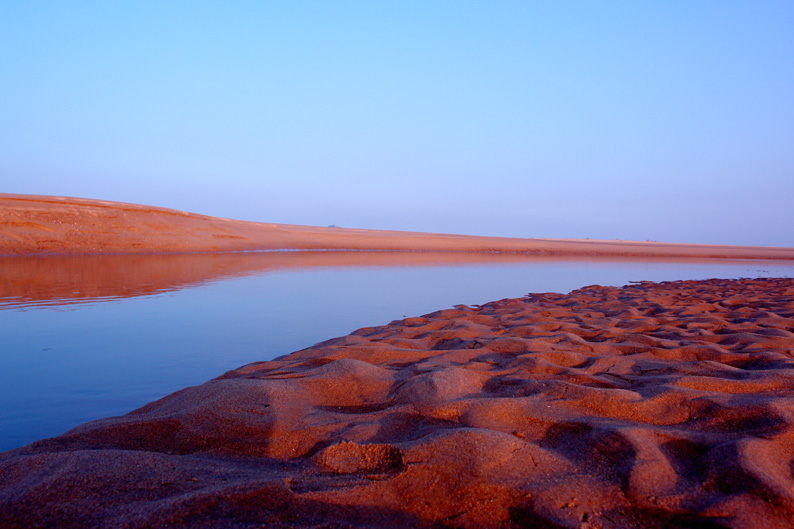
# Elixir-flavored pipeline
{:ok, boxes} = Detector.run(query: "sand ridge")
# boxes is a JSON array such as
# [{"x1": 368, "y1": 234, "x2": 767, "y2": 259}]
[
  {"x1": 2, "y1": 193, "x2": 794, "y2": 259},
  {"x1": 2, "y1": 277, "x2": 794, "y2": 528}
]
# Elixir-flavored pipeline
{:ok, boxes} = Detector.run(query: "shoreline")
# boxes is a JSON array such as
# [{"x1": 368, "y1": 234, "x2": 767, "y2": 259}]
[
  {"x1": 2, "y1": 277, "x2": 794, "y2": 528},
  {"x1": 3, "y1": 193, "x2": 794, "y2": 260}
]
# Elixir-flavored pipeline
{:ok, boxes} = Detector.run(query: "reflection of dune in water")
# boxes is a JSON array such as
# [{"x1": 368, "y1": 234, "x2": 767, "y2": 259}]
[
  {"x1": 5, "y1": 251, "x2": 788, "y2": 310},
  {"x1": 0, "y1": 251, "x2": 601, "y2": 309}
]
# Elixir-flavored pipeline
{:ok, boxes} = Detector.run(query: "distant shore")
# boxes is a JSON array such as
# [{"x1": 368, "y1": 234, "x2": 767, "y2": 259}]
[{"x1": 2, "y1": 193, "x2": 793, "y2": 259}]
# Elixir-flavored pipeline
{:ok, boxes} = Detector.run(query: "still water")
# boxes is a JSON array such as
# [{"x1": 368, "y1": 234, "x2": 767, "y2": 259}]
[{"x1": 1, "y1": 251, "x2": 793, "y2": 452}]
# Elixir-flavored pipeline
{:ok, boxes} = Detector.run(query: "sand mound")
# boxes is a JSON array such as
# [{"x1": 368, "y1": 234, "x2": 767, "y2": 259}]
[
  {"x1": 2, "y1": 278, "x2": 794, "y2": 528},
  {"x1": 3, "y1": 193, "x2": 794, "y2": 259}
]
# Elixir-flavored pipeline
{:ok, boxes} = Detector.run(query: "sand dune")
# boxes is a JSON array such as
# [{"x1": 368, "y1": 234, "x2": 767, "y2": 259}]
[
  {"x1": 2, "y1": 193, "x2": 793, "y2": 259},
  {"x1": 2, "y1": 277, "x2": 794, "y2": 528}
]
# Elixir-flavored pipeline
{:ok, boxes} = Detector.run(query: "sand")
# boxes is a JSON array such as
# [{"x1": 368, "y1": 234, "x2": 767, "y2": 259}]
[
  {"x1": 3, "y1": 193, "x2": 794, "y2": 259},
  {"x1": 2, "y1": 277, "x2": 794, "y2": 528}
]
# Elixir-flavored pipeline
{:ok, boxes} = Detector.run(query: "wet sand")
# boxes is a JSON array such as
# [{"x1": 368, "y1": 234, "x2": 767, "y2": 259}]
[
  {"x1": 3, "y1": 193, "x2": 794, "y2": 259},
  {"x1": 2, "y1": 277, "x2": 794, "y2": 528}
]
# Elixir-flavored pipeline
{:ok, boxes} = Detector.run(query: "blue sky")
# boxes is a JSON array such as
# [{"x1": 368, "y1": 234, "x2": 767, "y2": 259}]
[{"x1": 2, "y1": 1, "x2": 792, "y2": 246}]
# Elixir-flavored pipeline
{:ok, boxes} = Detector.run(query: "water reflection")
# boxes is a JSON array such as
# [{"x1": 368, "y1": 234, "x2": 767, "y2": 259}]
[
  {"x1": 0, "y1": 251, "x2": 569, "y2": 309},
  {"x1": 1, "y1": 251, "x2": 792, "y2": 452},
  {"x1": 3, "y1": 251, "x2": 791, "y2": 310}
]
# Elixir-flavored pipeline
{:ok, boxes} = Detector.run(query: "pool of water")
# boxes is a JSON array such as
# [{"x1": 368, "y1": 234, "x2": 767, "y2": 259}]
[{"x1": 1, "y1": 251, "x2": 792, "y2": 451}]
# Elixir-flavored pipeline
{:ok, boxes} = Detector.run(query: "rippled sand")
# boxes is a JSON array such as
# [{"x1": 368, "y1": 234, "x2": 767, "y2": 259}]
[{"x1": 2, "y1": 278, "x2": 794, "y2": 528}]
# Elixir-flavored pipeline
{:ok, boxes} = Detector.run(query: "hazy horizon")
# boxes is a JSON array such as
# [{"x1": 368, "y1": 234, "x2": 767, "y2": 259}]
[{"x1": 2, "y1": 2, "x2": 792, "y2": 246}]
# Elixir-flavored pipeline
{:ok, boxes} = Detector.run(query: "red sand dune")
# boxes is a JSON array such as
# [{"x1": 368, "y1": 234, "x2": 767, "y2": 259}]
[
  {"x1": 2, "y1": 193, "x2": 794, "y2": 259},
  {"x1": 2, "y1": 278, "x2": 794, "y2": 528}
]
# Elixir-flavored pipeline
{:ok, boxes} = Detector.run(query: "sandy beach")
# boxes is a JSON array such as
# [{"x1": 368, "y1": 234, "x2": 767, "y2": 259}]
[
  {"x1": 3, "y1": 193, "x2": 794, "y2": 259},
  {"x1": 3, "y1": 194, "x2": 794, "y2": 527},
  {"x1": 5, "y1": 1, "x2": 793, "y2": 526},
  {"x1": 2, "y1": 277, "x2": 794, "y2": 528}
]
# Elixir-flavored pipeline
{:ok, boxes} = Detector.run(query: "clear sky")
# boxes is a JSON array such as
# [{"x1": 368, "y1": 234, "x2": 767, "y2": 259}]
[{"x1": 2, "y1": 1, "x2": 792, "y2": 246}]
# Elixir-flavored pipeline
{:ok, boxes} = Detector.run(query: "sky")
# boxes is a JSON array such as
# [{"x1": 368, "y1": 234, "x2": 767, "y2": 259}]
[{"x1": 2, "y1": 1, "x2": 793, "y2": 246}]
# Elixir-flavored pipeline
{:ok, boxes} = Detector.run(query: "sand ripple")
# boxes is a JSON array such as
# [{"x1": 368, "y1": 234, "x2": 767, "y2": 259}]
[{"x1": 2, "y1": 278, "x2": 794, "y2": 528}]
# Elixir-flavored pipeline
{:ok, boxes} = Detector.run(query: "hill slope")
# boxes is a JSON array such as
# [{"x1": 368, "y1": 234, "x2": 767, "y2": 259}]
[{"x1": 2, "y1": 193, "x2": 792, "y2": 259}]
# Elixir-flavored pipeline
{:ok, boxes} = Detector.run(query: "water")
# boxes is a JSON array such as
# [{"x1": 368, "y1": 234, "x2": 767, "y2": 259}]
[{"x1": 1, "y1": 251, "x2": 792, "y2": 452}]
